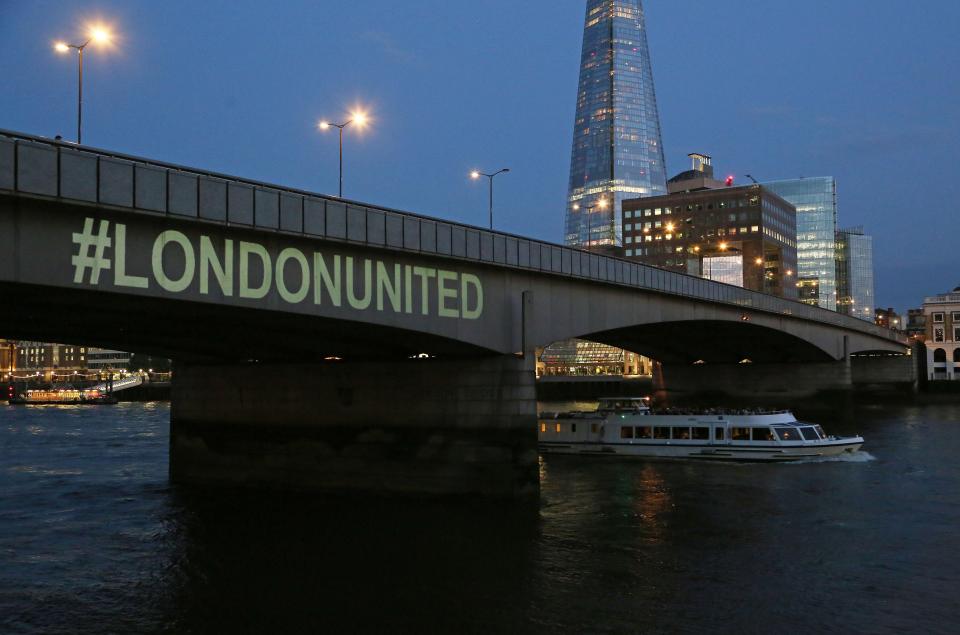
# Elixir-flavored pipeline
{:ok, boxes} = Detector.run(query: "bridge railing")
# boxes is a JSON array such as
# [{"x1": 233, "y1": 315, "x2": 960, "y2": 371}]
[{"x1": 0, "y1": 129, "x2": 902, "y2": 344}]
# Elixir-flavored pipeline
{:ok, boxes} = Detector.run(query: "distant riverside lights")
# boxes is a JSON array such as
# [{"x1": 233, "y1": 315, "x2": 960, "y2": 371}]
[
  {"x1": 318, "y1": 110, "x2": 370, "y2": 198},
  {"x1": 53, "y1": 23, "x2": 115, "y2": 144}
]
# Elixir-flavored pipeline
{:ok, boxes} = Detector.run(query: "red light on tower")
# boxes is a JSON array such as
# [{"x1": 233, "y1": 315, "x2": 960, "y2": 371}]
[{"x1": 725, "y1": 175, "x2": 735, "y2": 187}]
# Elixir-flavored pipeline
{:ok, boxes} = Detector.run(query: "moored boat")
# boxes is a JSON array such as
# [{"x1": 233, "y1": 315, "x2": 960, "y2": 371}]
[
  {"x1": 539, "y1": 398, "x2": 863, "y2": 462},
  {"x1": 7, "y1": 388, "x2": 118, "y2": 405}
]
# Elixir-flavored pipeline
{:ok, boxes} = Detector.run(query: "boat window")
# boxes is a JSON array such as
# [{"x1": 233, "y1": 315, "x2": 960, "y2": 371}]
[
  {"x1": 636, "y1": 426, "x2": 653, "y2": 439},
  {"x1": 620, "y1": 426, "x2": 634, "y2": 439},
  {"x1": 774, "y1": 428, "x2": 802, "y2": 441},
  {"x1": 799, "y1": 427, "x2": 819, "y2": 441},
  {"x1": 555, "y1": 423, "x2": 561, "y2": 433},
  {"x1": 571, "y1": 423, "x2": 577, "y2": 433},
  {"x1": 591, "y1": 423, "x2": 599, "y2": 434},
  {"x1": 672, "y1": 427, "x2": 691, "y2": 440},
  {"x1": 654, "y1": 426, "x2": 670, "y2": 439},
  {"x1": 692, "y1": 427, "x2": 710, "y2": 440},
  {"x1": 814, "y1": 425, "x2": 826, "y2": 438},
  {"x1": 540, "y1": 423, "x2": 546, "y2": 433},
  {"x1": 731, "y1": 427, "x2": 750, "y2": 441},
  {"x1": 752, "y1": 427, "x2": 774, "y2": 441},
  {"x1": 714, "y1": 427, "x2": 725, "y2": 441}
]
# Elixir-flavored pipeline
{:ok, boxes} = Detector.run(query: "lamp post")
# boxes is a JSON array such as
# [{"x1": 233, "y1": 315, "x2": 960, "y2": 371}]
[
  {"x1": 54, "y1": 26, "x2": 112, "y2": 144},
  {"x1": 318, "y1": 111, "x2": 368, "y2": 198},
  {"x1": 470, "y1": 168, "x2": 510, "y2": 230},
  {"x1": 572, "y1": 197, "x2": 608, "y2": 251}
]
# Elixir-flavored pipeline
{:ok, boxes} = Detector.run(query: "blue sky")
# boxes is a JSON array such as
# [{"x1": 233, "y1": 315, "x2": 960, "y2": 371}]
[{"x1": 1, "y1": 0, "x2": 958, "y2": 312}]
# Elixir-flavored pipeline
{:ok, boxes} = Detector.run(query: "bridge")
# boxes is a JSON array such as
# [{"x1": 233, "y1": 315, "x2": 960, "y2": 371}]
[{"x1": 0, "y1": 129, "x2": 908, "y2": 497}]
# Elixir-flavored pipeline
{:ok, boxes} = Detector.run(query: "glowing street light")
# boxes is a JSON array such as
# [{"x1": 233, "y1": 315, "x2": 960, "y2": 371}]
[
  {"x1": 318, "y1": 109, "x2": 370, "y2": 198},
  {"x1": 53, "y1": 24, "x2": 114, "y2": 144},
  {"x1": 470, "y1": 168, "x2": 510, "y2": 230},
  {"x1": 572, "y1": 197, "x2": 608, "y2": 251}
]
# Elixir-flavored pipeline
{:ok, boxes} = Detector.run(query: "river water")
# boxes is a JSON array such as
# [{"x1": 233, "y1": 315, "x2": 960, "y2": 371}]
[{"x1": 1, "y1": 401, "x2": 959, "y2": 633}]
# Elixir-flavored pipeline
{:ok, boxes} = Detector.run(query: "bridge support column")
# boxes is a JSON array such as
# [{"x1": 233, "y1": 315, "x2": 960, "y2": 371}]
[{"x1": 170, "y1": 354, "x2": 539, "y2": 498}]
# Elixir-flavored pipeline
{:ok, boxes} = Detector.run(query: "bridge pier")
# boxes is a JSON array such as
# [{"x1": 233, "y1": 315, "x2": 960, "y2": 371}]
[
  {"x1": 658, "y1": 353, "x2": 916, "y2": 406},
  {"x1": 169, "y1": 355, "x2": 539, "y2": 498}
]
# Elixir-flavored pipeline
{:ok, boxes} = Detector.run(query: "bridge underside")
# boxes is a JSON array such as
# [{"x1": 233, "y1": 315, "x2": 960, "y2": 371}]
[
  {"x1": 577, "y1": 321, "x2": 837, "y2": 364},
  {"x1": 0, "y1": 282, "x2": 493, "y2": 363}
]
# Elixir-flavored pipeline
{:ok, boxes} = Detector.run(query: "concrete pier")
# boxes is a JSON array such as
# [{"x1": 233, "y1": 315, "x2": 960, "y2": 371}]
[{"x1": 170, "y1": 355, "x2": 539, "y2": 498}]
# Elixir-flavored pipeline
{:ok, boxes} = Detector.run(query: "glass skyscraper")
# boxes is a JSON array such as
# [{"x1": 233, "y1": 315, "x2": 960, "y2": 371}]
[
  {"x1": 762, "y1": 177, "x2": 838, "y2": 311},
  {"x1": 836, "y1": 227, "x2": 875, "y2": 322},
  {"x1": 565, "y1": 0, "x2": 667, "y2": 250}
]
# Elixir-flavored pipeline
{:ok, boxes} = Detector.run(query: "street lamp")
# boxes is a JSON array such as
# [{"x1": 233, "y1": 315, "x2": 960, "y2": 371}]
[
  {"x1": 318, "y1": 110, "x2": 369, "y2": 198},
  {"x1": 572, "y1": 197, "x2": 608, "y2": 251},
  {"x1": 470, "y1": 168, "x2": 510, "y2": 230},
  {"x1": 53, "y1": 25, "x2": 113, "y2": 144}
]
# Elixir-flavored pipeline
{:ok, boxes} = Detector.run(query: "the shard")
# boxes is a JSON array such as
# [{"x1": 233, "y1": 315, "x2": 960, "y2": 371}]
[{"x1": 565, "y1": 0, "x2": 667, "y2": 251}]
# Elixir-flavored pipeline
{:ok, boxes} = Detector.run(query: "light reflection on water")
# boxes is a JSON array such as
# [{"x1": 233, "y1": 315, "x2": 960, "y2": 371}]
[{"x1": 1, "y1": 401, "x2": 959, "y2": 632}]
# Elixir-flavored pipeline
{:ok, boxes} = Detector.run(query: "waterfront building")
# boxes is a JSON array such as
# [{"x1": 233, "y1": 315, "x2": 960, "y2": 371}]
[
  {"x1": 621, "y1": 182, "x2": 798, "y2": 298},
  {"x1": 906, "y1": 308, "x2": 926, "y2": 342},
  {"x1": 922, "y1": 286, "x2": 960, "y2": 380},
  {"x1": 874, "y1": 308, "x2": 901, "y2": 330},
  {"x1": 0, "y1": 339, "x2": 15, "y2": 377},
  {"x1": 835, "y1": 226, "x2": 875, "y2": 322},
  {"x1": 86, "y1": 348, "x2": 134, "y2": 371},
  {"x1": 538, "y1": 341, "x2": 651, "y2": 378},
  {"x1": 763, "y1": 177, "x2": 839, "y2": 310},
  {"x1": 14, "y1": 341, "x2": 88, "y2": 380},
  {"x1": 564, "y1": 0, "x2": 667, "y2": 252}
]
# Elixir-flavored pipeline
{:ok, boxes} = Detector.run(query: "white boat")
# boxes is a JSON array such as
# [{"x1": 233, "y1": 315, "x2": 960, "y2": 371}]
[{"x1": 538, "y1": 398, "x2": 864, "y2": 462}]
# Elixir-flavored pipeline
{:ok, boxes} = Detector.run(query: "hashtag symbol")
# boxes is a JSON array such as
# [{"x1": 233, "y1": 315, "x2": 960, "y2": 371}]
[{"x1": 72, "y1": 218, "x2": 112, "y2": 285}]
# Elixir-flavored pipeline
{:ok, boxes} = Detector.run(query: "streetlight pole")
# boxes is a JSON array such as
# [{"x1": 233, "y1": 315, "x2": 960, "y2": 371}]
[
  {"x1": 470, "y1": 168, "x2": 510, "y2": 230},
  {"x1": 572, "y1": 197, "x2": 608, "y2": 252},
  {"x1": 55, "y1": 27, "x2": 112, "y2": 145},
  {"x1": 319, "y1": 111, "x2": 368, "y2": 198}
]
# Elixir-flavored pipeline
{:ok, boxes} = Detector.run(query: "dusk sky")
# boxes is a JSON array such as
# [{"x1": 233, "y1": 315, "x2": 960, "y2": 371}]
[{"x1": 2, "y1": 0, "x2": 958, "y2": 312}]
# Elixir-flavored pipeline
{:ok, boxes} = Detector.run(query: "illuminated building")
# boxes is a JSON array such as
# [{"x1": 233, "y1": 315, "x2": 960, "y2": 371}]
[
  {"x1": 538, "y1": 341, "x2": 651, "y2": 377},
  {"x1": 835, "y1": 226, "x2": 875, "y2": 322},
  {"x1": 621, "y1": 176, "x2": 799, "y2": 298},
  {"x1": 762, "y1": 177, "x2": 838, "y2": 310},
  {"x1": 564, "y1": 0, "x2": 667, "y2": 253}
]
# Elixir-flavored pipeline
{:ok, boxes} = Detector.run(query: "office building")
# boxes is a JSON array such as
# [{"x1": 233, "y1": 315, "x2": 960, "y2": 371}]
[
  {"x1": 922, "y1": 286, "x2": 960, "y2": 380},
  {"x1": 874, "y1": 308, "x2": 901, "y2": 330},
  {"x1": 762, "y1": 177, "x2": 839, "y2": 310},
  {"x1": 564, "y1": 0, "x2": 667, "y2": 252},
  {"x1": 835, "y1": 226, "x2": 875, "y2": 322},
  {"x1": 621, "y1": 182, "x2": 798, "y2": 298}
]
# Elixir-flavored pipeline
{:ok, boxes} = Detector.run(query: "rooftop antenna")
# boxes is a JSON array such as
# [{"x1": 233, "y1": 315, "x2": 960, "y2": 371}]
[{"x1": 744, "y1": 174, "x2": 758, "y2": 184}]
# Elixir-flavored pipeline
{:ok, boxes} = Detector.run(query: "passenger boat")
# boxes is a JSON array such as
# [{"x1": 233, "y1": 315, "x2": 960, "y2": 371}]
[
  {"x1": 7, "y1": 388, "x2": 118, "y2": 405},
  {"x1": 539, "y1": 398, "x2": 863, "y2": 462}
]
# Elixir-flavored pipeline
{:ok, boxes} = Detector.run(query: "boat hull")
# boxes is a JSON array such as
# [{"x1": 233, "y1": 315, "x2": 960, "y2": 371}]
[{"x1": 539, "y1": 438, "x2": 864, "y2": 462}]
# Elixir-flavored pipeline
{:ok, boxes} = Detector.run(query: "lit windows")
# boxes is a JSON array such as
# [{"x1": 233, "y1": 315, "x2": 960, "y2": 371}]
[{"x1": 933, "y1": 313, "x2": 945, "y2": 323}]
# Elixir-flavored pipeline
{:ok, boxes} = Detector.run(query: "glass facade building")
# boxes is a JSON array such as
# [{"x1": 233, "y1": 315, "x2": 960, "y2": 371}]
[
  {"x1": 836, "y1": 227, "x2": 875, "y2": 322},
  {"x1": 565, "y1": 0, "x2": 667, "y2": 251},
  {"x1": 762, "y1": 177, "x2": 838, "y2": 311}
]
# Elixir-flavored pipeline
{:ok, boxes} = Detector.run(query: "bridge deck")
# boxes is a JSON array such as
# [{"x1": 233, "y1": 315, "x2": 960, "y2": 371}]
[{"x1": 0, "y1": 128, "x2": 903, "y2": 346}]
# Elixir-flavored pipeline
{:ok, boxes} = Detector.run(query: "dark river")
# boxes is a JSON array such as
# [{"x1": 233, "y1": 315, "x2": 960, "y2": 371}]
[{"x1": 2, "y1": 401, "x2": 959, "y2": 633}]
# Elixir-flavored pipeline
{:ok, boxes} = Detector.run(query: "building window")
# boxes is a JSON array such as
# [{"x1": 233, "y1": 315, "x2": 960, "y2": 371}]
[
  {"x1": 933, "y1": 313, "x2": 944, "y2": 323},
  {"x1": 625, "y1": 249, "x2": 633, "y2": 257},
  {"x1": 954, "y1": 349, "x2": 960, "y2": 363},
  {"x1": 625, "y1": 211, "x2": 632, "y2": 219},
  {"x1": 953, "y1": 312, "x2": 960, "y2": 322},
  {"x1": 934, "y1": 328, "x2": 945, "y2": 343},
  {"x1": 933, "y1": 348, "x2": 947, "y2": 363},
  {"x1": 954, "y1": 327, "x2": 960, "y2": 342}
]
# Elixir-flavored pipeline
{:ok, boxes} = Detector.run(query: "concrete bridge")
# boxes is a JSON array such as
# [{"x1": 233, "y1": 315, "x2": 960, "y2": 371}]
[{"x1": 0, "y1": 130, "x2": 908, "y2": 497}]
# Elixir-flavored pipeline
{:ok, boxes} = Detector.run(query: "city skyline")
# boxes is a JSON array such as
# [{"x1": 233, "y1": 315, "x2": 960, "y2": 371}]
[{"x1": 0, "y1": 0, "x2": 957, "y2": 312}]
